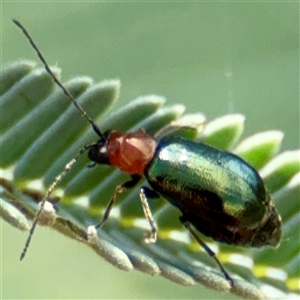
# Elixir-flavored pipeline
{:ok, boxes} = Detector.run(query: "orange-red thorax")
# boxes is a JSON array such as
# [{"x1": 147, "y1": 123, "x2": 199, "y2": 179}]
[{"x1": 107, "y1": 130, "x2": 158, "y2": 175}]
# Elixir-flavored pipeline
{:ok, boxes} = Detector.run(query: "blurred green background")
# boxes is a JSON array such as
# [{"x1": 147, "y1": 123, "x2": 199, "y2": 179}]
[{"x1": 2, "y1": 2, "x2": 299, "y2": 299}]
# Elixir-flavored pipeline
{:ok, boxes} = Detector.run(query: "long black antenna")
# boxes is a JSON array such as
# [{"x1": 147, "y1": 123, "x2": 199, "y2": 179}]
[
  {"x1": 12, "y1": 19, "x2": 100, "y2": 260},
  {"x1": 20, "y1": 144, "x2": 94, "y2": 260},
  {"x1": 12, "y1": 19, "x2": 102, "y2": 137}
]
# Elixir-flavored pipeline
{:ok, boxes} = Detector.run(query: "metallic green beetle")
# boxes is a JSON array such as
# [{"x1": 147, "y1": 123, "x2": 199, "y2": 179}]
[{"x1": 14, "y1": 19, "x2": 281, "y2": 288}]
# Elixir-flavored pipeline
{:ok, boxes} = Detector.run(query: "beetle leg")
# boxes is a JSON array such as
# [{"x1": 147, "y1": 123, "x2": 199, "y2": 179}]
[
  {"x1": 139, "y1": 187, "x2": 159, "y2": 243},
  {"x1": 94, "y1": 175, "x2": 141, "y2": 230},
  {"x1": 180, "y1": 216, "x2": 234, "y2": 287}
]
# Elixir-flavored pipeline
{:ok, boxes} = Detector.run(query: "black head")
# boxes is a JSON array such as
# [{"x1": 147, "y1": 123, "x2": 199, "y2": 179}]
[{"x1": 87, "y1": 130, "x2": 112, "y2": 165}]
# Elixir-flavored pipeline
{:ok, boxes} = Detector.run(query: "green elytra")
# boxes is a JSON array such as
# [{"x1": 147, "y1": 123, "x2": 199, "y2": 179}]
[{"x1": 145, "y1": 136, "x2": 281, "y2": 248}]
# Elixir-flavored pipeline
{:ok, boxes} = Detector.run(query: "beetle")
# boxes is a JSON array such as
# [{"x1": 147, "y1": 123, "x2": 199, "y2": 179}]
[{"x1": 13, "y1": 19, "x2": 281, "y2": 287}]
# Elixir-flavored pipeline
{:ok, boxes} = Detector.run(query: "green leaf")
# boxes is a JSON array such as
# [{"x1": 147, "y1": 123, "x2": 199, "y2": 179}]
[
  {"x1": 234, "y1": 131, "x2": 284, "y2": 169},
  {"x1": 1, "y1": 60, "x2": 299, "y2": 299}
]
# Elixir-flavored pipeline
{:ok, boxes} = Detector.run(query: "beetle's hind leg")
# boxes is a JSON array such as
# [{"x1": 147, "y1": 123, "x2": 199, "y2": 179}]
[
  {"x1": 139, "y1": 187, "x2": 160, "y2": 244},
  {"x1": 180, "y1": 216, "x2": 234, "y2": 287}
]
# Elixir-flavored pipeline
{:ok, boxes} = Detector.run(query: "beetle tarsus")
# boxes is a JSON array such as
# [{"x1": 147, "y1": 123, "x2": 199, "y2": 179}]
[{"x1": 180, "y1": 217, "x2": 234, "y2": 287}]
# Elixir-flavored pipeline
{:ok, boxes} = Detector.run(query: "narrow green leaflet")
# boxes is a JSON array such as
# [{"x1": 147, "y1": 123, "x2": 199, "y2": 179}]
[{"x1": 1, "y1": 61, "x2": 299, "y2": 299}]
